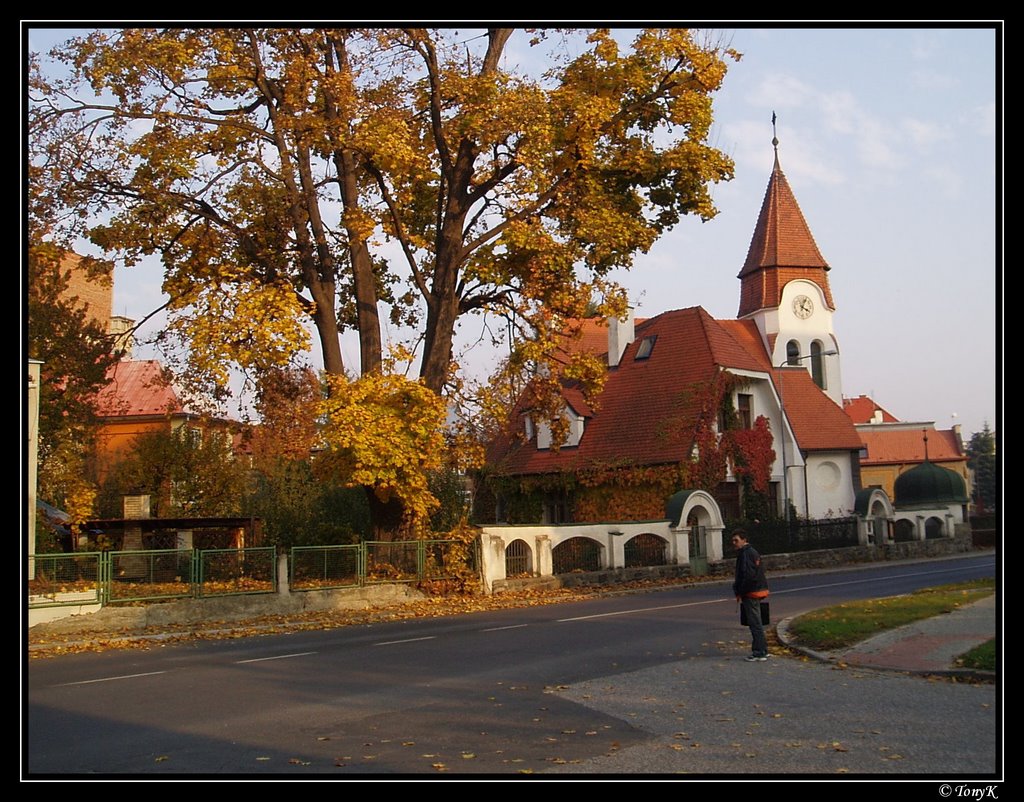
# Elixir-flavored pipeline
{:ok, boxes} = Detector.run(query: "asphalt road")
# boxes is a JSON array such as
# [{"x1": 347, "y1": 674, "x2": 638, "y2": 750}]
[{"x1": 25, "y1": 553, "x2": 999, "y2": 779}]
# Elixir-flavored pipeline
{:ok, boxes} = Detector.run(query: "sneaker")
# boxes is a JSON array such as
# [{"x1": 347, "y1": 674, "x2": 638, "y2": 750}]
[{"x1": 745, "y1": 654, "x2": 768, "y2": 662}]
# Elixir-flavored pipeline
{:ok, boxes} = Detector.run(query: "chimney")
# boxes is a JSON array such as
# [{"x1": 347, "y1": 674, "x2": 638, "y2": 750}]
[{"x1": 608, "y1": 307, "x2": 635, "y2": 367}]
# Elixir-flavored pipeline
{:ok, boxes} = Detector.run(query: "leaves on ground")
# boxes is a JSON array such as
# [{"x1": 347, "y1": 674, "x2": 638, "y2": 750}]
[{"x1": 30, "y1": 579, "x2": 705, "y2": 657}]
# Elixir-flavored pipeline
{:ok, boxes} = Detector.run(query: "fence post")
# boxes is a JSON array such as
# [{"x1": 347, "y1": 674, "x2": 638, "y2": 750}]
[
  {"x1": 99, "y1": 551, "x2": 110, "y2": 607},
  {"x1": 277, "y1": 552, "x2": 289, "y2": 595},
  {"x1": 192, "y1": 549, "x2": 201, "y2": 598}
]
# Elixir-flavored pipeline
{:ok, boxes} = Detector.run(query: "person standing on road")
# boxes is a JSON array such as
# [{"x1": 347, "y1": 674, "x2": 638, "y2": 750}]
[{"x1": 732, "y1": 529, "x2": 770, "y2": 662}]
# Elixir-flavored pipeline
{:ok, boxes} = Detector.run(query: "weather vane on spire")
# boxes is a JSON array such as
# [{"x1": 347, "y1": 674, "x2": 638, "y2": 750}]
[{"x1": 772, "y1": 111, "x2": 779, "y2": 152}]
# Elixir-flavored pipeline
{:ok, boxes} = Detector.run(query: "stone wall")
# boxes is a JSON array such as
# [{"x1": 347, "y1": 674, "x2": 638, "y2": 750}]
[{"x1": 29, "y1": 583, "x2": 425, "y2": 635}]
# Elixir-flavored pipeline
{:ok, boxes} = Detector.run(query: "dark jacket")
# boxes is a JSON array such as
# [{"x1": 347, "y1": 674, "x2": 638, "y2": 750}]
[{"x1": 733, "y1": 544, "x2": 769, "y2": 599}]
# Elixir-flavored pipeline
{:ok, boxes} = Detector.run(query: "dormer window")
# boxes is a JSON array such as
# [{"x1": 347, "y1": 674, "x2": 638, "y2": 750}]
[
  {"x1": 635, "y1": 335, "x2": 657, "y2": 360},
  {"x1": 537, "y1": 409, "x2": 586, "y2": 450}
]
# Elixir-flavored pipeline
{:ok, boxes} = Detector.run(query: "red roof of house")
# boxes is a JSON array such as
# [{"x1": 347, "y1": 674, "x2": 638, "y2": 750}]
[
  {"x1": 551, "y1": 315, "x2": 649, "y2": 363},
  {"x1": 94, "y1": 360, "x2": 185, "y2": 418},
  {"x1": 775, "y1": 368, "x2": 865, "y2": 451},
  {"x1": 858, "y1": 428, "x2": 966, "y2": 465},
  {"x1": 843, "y1": 394, "x2": 899, "y2": 424},
  {"x1": 488, "y1": 307, "x2": 861, "y2": 475}
]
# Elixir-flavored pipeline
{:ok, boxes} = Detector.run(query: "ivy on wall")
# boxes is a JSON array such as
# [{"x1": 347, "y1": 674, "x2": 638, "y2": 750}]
[{"x1": 482, "y1": 371, "x2": 777, "y2": 524}]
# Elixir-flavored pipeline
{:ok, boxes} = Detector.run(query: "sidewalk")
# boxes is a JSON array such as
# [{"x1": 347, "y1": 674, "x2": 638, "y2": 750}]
[{"x1": 777, "y1": 593, "x2": 997, "y2": 679}]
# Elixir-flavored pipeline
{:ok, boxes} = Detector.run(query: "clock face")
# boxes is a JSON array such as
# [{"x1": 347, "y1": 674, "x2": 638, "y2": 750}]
[{"x1": 793, "y1": 295, "x2": 814, "y2": 319}]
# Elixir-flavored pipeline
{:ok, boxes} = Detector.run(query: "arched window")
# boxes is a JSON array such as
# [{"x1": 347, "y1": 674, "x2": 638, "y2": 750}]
[
  {"x1": 552, "y1": 538, "x2": 602, "y2": 573},
  {"x1": 786, "y1": 340, "x2": 800, "y2": 366},
  {"x1": 505, "y1": 539, "x2": 532, "y2": 576},
  {"x1": 894, "y1": 519, "x2": 916, "y2": 542},
  {"x1": 810, "y1": 341, "x2": 825, "y2": 389},
  {"x1": 624, "y1": 533, "x2": 668, "y2": 567}
]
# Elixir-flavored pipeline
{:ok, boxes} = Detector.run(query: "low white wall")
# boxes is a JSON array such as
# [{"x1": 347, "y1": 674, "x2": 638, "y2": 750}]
[{"x1": 481, "y1": 521, "x2": 690, "y2": 593}]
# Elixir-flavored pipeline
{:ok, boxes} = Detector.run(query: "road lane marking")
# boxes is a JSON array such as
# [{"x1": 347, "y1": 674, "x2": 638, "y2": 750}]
[
  {"x1": 374, "y1": 636, "x2": 437, "y2": 646},
  {"x1": 57, "y1": 671, "x2": 166, "y2": 686},
  {"x1": 237, "y1": 651, "x2": 317, "y2": 664},
  {"x1": 558, "y1": 597, "x2": 724, "y2": 621},
  {"x1": 481, "y1": 624, "x2": 529, "y2": 632}
]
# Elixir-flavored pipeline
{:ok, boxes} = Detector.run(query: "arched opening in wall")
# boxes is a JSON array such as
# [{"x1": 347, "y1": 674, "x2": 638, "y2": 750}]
[
  {"x1": 894, "y1": 518, "x2": 916, "y2": 542},
  {"x1": 552, "y1": 537, "x2": 602, "y2": 574},
  {"x1": 810, "y1": 341, "x2": 825, "y2": 389},
  {"x1": 868, "y1": 500, "x2": 889, "y2": 545},
  {"x1": 786, "y1": 340, "x2": 800, "y2": 366},
  {"x1": 505, "y1": 538, "x2": 532, "y2": 577},
  {"x1": 925, "y1": 517, "x2": 945, "y2": 539},
  {"x1": 624, "y1": 533, "x2": 668, "y2": 567},
  {"x1": 687, "y1": 510, "x2": 710, "y2": 575}
]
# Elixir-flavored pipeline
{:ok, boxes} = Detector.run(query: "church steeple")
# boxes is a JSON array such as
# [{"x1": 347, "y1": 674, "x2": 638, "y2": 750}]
[
  {"x1": 738, "y1": 118, "x2": 844, "y2": 406},
  {"x1": 737, "y1": 130, "x2": 834, "y2": 319}
]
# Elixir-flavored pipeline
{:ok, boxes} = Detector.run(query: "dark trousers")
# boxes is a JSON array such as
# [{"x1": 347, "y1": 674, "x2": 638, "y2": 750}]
[{"x1": 741, "y1": 596, "x2": 768, "y2": 657}]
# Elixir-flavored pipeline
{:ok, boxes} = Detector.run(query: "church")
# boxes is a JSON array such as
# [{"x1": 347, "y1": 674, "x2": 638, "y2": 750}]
[{"x1": 482, "y1": 138, "x2": 934, "y2": 533}]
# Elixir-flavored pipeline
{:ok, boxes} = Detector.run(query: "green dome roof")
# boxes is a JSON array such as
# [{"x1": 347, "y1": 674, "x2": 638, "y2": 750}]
[
  {"x1": 894, "y1": 461, "x2": 968, "y2": 505},
  {"x1": 665, "y1": 490, "x2": 699, "y2": 525}
]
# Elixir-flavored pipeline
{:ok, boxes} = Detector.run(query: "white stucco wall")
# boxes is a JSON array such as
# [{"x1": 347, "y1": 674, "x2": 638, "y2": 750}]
[
  {"x1": 790, "y1": 452, "x2": 857, "y2": 520},
  {"x1": 893, "y1": 503, "x2": 965, "y2": 540},
  {"x1": 479, "y1": 491, "x2": 726, "y2": 592}
]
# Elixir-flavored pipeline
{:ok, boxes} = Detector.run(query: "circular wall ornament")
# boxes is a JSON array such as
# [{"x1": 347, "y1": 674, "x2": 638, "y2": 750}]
[{"x1": 815, "y1": 461, "x2": 841, "y2": 491}]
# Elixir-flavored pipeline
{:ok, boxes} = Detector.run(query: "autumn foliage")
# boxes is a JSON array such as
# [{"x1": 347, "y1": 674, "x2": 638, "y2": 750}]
[{"x1": 29, "y1": 27, "x2": 739, "y2": 534}]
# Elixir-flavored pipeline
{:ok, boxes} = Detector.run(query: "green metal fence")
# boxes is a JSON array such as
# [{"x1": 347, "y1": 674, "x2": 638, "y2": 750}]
[
  {"x1": 28, "y1": 552, "x2": 103, "y2": 607},
  {"x1": 108, "y1": 548, "x2": 194, "y2": 603},
  {"x1": 290, "y1": 545, "x2": 362, "y2": 591},
  {"x1": 29, "y1": 539, "x2": 477, "y2": 608},
  {"x1": 197, "y1": 547, "x2": 277, "y2": 597},
  {"x1": 364, "y1": 539, "x2": 475, "y2": 584}
]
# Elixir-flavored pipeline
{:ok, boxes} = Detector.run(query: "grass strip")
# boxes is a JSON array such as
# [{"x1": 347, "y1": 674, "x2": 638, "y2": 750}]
[
  {"x1": 787, "y1": 578, "x2": 994, "y2": 651},
  {"x1": 955, "y1": 638, "x2": 996, "y2": 671}
]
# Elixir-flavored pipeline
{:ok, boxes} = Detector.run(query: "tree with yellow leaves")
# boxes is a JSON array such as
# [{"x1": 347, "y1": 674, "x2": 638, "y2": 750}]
[{"x1": 29, "y1": 27, "x2": 737, "y2": 534}]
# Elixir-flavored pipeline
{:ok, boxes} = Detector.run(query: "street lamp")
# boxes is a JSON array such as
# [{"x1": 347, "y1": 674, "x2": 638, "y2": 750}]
[{"x1": 775, "y1": 349, "x2": 838, "y2": 523}]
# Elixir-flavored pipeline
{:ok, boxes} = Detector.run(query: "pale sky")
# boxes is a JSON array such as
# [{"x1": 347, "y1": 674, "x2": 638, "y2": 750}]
[{"x1": 25, "y1": 24, "x2": 1001, "y2": 441}]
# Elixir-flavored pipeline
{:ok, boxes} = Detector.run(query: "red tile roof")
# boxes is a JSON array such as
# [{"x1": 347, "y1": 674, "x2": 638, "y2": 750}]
[
  {"x1": 843, "y1": 394, "x2": 899, "y2": 423},
  {"x1": 94, "y1": 360, "x2": 185, "y2": 418},
  {"x1": 551, "y1": 315, "x2": 649, "y2": 363},
  {"x1": 737, "y1": 156, "x2": 835, "y2": 316},
  {"x1": 774, "y1": 368, "x2": 864, "y2": 451},
  {"x1": 858, "y1": 428, "x2": 966, "y2": 465},
  {"x1": 488, "y1": 307, "x2": 862, "y2": 475},
  {"x1": 739, "y1": 156, "x2": 829, "y2": 275}
]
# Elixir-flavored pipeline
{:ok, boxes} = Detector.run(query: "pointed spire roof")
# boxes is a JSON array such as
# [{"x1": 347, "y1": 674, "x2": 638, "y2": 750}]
[
  {"x1": 738, "y1": 152, "x2": 830, "y2": 278},
  {"x1": 737, "y1": 132, "x2": 836, "y2": 318}
]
